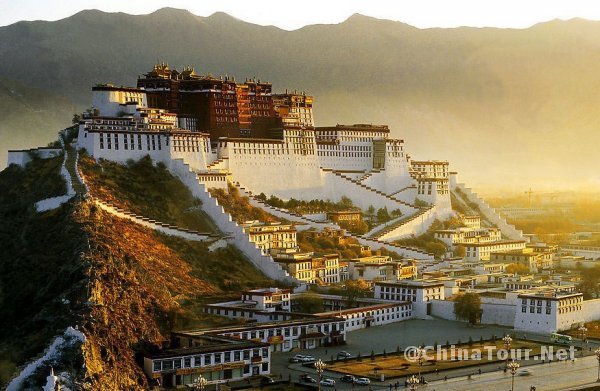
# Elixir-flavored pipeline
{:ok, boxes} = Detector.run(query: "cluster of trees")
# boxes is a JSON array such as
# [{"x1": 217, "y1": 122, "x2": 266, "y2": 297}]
[
  {"x1": 363, "y1": 205, "x2": 403, "y2": 227},
  {"x1": 453, "y1": 292, "x2": 482, "y2": 325},
  {"x1": 328, "y1": 280, "x2": 371, "y2": 308},
  {"x1": 257, "y1": 194, "x2": 356, "y2": 214},
  {"x1": 505, "y1": 263, "x2": 530, "y2": 275},
  {"x1": 294, "y1": 293, "x2": 325, "y2": 313},
  {"x1": 578, "y1": 265, "x2": 600, "y2": 299},
  {"x1": 297, "y1": 231, "x2": 363, "y2": 259}
]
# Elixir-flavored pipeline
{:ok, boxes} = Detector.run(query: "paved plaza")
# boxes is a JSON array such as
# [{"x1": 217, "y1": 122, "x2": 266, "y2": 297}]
[{"x1": 270, "y1": 319, "x2": 597, "y2": 390}]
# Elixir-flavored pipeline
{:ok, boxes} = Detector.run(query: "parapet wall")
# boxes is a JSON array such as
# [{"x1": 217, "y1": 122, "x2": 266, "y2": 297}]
[{"x1": 7, "y1": 148, "x2": 62, "y2": 167}]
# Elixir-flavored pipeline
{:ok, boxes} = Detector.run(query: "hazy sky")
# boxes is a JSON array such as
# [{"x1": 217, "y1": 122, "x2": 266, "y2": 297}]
[{"x1": 2, "y1": 0, "x2": 600, "y2": 29}]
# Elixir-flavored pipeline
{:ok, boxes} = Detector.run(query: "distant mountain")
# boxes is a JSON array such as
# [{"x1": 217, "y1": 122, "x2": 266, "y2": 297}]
[{"x1": 1, "y1": 8, "x2": 599, "y2": 189}]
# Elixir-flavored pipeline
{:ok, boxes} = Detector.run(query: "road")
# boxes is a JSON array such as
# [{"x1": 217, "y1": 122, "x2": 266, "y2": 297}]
[{"x1": 426, "y1": 356, "x2": 600, "y2": 391}]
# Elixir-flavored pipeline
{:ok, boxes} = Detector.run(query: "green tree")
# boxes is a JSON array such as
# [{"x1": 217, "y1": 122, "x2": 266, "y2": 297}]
[
  {"x1": 454, "y1": 245, "x2": 466, "y2": 258},
  {"x1": 343, "y1": 279, "x2": 371, "y2": 307},
  {"x1": 506, "y1": 263, "x2": 529, "y2": 275},
  {"x1": 71, "y1": 113, "x2": 82, "y2": 124},
  {"x1": 376, "y1": 207, "x2": 391, "y2": 223},
  {"x1": 578, "y1": 265, "x2": 600, "y2": 299},
  {"x1": 365, "y1": 205, "x2": 376, "y2": 224},
  {"x1": 294, "y1": 293, "x2": 325, "y2": 313},
  {"x1": 390, "y1": 209, "x2": 403, "y2": 218},
  {"x1": 339, "y1": 196, "x2": 354, "y2": 210},
  {"x1": 453, "y1": 292, "x2": 482, "y2": 325}
]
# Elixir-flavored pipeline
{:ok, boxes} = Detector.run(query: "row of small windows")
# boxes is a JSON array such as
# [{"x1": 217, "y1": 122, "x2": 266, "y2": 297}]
[
  {"x1": 152, "y1": 348, "x2": 268, "y2": 372},
  {"x1": 99, "y1": 133, "x2": 161, "y2": 152}
]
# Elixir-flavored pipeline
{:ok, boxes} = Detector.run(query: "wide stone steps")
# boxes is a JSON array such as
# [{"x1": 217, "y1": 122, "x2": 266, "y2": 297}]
[
  {"x1": 331, "y1": 171, "x2": 417, "y2": 209},
  {"x1": 367, "y1": 206, "x2": 433, "y2": 239},
  {"x1": 388, "y1": 185, "x2": 416, "y2": 197}
]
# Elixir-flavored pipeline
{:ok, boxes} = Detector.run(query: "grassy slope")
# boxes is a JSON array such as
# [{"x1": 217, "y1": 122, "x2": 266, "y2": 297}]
[{"x1": 79, "y1": 154, "x2": 219, "y2": 233}]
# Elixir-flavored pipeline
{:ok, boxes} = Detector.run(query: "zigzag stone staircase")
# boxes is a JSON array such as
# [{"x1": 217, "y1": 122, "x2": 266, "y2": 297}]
[
  {"x1": 452, "y1": 183, "x2": 525, "y2": 240},
  {"x1": 367, "y1": 205, "x2": 437, "y2": 241},
  {"x1": 327, "y1": 169, "x2": 418, "y2": 210},
  {"x1": 233, "y1": 182, "x2": 434, "y2": 260}
]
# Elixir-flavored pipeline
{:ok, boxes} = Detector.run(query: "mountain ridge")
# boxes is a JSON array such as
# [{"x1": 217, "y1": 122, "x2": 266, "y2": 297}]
[{"x1": 0, "y1": 8, "x2": 599, "y2": 190}]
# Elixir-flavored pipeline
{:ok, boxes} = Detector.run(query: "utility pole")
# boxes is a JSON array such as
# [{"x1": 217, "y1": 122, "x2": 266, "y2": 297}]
[{"x1": 525, "y1": 188, "x2": 534, "y2": 207}]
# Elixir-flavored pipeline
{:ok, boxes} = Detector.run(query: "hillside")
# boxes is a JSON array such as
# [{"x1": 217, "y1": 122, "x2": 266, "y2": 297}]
[
  {"x1": 0, "y1": 155, "x2": 277, "y2": 389},
  {"x1": 0, "y1": 9, "x2": 599, "y2": 188}
]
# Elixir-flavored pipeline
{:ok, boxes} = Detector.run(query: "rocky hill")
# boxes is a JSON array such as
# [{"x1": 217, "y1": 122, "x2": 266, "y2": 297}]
[
  {"x1": 1, "y1": 9, "x2": 599, "y2": 187},
  {"x1": 0, "y1": 151, "x2": 278, "y2": 389}
]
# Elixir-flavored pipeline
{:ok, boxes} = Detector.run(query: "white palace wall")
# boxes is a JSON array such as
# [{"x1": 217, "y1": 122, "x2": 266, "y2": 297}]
[
  {"x1": 167, "y1": 158, "x2": 300, "y2": 286},
  {"x1": 78, "y1": 128, "x2": 211, "y2": 172},
  {"x1": 430, "y1": 300, "x2": 515, "y2": 327}
]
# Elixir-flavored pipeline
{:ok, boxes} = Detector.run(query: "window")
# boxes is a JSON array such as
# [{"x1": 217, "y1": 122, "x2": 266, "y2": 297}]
[
  {"x1": 193, "y1": 356, "x2": 202, "y2": 367},
  {"x1": 153, "y1": 361, "x2": 161, "y2": 372},
  {"x1": 184, "y1": 357, "x2": 191, "y2": 368}
]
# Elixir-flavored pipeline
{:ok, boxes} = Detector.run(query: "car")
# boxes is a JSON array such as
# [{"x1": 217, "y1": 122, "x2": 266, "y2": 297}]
[
  {"x1": 340, "y1": 375, "x2": 356, "y2": 383},
  {"x1": 260, "y1": 376, "x2": 275, "y2": 385},
  {"x1": 292, "y1": 354, "x2": 306, "y2": 362},
  {"x1": 301, "y1": 355, "x2": 316, "y2": 362},
  {"x1": 354, "y1": 377, "x2": 371, "y2": 385},
  {"x1": 299, "y1": 374, "x2": 317, "y2": 383},
  {"x1": 320, "y1": 379, "x2": 336, "y2": 387},
  {"x1": 337, "y1": 351, "x2": 352, "y2": 358},
  {"x1": 518, "y1": 368, "x2": 533, "y2": 376}
]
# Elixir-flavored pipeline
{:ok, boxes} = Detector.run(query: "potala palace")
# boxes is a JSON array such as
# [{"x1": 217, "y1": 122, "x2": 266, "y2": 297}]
[{"x1": 74, "y1": 63, "x2": 518, "y2": 242}]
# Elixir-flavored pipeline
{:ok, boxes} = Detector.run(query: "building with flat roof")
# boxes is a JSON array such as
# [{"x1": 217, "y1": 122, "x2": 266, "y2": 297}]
[
  {"x1": 346, "y1": 256, "x2": 417, "y2": 282},
  {"x1": 515, "y1": 291, "x2": 584, "y2": 333},
  {"x1": 175, "y1": 316, "x2": 346, "y2": 352},
  {"x1": 489, "y1": 248, "x2": 553, "y2": 273},
  {"x1": 274, "y1": 252, "x2": 340, "y2": 284},
  {"x1": 374, "y1": 280, "x2": 445, "y2": 318},
  {"x1": 463, "y1": 240, "x2": 528, "y2": 261},
  {"x1": 143, "y1": 335, "x2": 271, "y2": 388},
  {"x1": 241, "y1": 221, "x2": 298, "y2": 254}
]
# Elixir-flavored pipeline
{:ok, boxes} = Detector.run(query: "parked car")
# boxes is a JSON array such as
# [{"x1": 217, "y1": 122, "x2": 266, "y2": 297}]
[
  {"x1": 301, "y1": 355, "x2": 316, "y2": 362},
  {"x1": 354, "y1": 377, "x2": 371, "y2": 385},
  {"x1": 337, "y1": 351, "x2": 352, "y2": 359},
  {"x1": 300, "y1": 374, "x2": 317, "y2": 383},
  {"x1": 340, "y1": 375, "x2": 356, "y2": 383},
  {"x1": 291, "y1": 354, "x2": 306, "y2": 363},
  {"x1": 320, "y1": 379, "x2": 336, "y2": 387},
  {"x1": 260, "y1": 376, "x2": 275, "y2": 385},
  {"x1": 518, "y1": 368, "x2": 533, "y2": 376}
]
